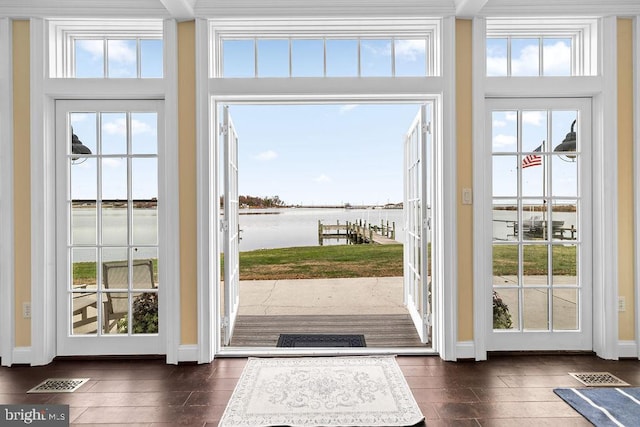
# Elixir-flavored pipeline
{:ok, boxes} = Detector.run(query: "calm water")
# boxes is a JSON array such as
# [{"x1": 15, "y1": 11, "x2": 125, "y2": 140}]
[
  {"x1": 71, "y1": 207, "x2": 578, "y2": 262},
  {"x1": 237, "y1": 208, "x2": 404, "y2": 251}
]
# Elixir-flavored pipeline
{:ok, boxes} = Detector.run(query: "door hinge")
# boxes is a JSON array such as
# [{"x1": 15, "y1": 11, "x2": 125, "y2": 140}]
[
  {"x1": 422, "y1": 121, "x2": 431, "y2": 134},
  {"x1": 219, "y1": 124, "x2": 228, "y2": 135},
  {"x1": 221, "y1": 316, "x2": 229, "y2": 329},
  {"x1": 220, "y1": 219, "x2": 229, "y2": 232},
  {"x1": 423, "y1": 218, "x2": 431, "y2": 230}
]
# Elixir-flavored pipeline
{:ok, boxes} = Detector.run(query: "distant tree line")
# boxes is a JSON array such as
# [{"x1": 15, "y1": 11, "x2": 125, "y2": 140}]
[{"x1": 220, "y1": 195, "x2": 286, "y2": 208}]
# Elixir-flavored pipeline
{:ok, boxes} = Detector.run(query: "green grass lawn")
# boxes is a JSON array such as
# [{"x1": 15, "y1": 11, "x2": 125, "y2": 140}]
[{"x1": 70, "y1": 243, "x2": 576, "y2": 283}]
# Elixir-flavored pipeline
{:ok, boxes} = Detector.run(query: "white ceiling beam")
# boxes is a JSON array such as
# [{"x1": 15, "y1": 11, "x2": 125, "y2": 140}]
[
  {"x1": 455, "y1": 0, "x2": 488, "y2": 17},
  {"x1": 159, "y1": 0, "x2": 195, "y2": 20}
]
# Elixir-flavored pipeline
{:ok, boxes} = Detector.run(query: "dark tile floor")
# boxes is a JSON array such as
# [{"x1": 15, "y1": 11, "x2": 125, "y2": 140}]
[{"x1": 0, "y1": 354, "x2": 638, "y2": 426}]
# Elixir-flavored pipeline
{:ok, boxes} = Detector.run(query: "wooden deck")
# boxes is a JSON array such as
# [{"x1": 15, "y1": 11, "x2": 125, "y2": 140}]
[{"x1": 229, "y1": 314, "x2": 428, "y2": 347}]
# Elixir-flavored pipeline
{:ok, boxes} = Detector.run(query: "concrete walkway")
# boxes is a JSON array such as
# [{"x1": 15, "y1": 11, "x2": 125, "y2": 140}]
[{"x1": 239, "y1": 277, "x2": 405, "y2": 316}]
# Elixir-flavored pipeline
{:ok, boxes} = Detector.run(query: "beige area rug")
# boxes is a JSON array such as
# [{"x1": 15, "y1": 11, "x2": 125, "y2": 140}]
[{"x1": 218, "y1": 356, "x2": 424, "y2": 427}]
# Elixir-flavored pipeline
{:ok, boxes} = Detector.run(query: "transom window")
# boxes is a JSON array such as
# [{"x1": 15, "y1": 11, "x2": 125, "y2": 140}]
[
  {"x1": 211, "y1": 19, "x2": 441, "y2": 78},
  {"x1": 48, "y1": 20, "x2": 163, "y2": 78},
  {"x1": 486, "y1": 18, "x2": 598, "y2": 77}
]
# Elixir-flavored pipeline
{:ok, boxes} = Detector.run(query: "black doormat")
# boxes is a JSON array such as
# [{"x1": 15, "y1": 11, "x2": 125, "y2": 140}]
[{"x1": 276, "y1": 334, "x2": 367, "y2": 348}]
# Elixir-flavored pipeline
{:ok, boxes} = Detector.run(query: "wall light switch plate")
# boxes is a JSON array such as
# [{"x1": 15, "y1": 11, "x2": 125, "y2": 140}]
[
  {"x1": 618, "y1": 296, "x2": 626, "y2": 312},
  {"x1": 462, "y1": 188, "x2": 472, "y2": 205},
  {"x1": 23, "y1": 302, "x2": 31, "y2": 319}
]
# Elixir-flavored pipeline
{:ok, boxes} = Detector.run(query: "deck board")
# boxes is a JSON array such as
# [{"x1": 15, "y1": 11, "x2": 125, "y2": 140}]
[{"x1": 229, "y1": 314, "x2": 428, "y2": 347}]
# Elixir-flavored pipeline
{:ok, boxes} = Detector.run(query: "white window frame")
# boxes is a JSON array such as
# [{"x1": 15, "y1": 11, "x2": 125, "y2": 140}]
[
  {"x1": 209, "y1": 18, "x2": 441, "y2": 78},
  {"x1": 196, "y1": 16, "x2": 458, "y2": 362},
  {"x1": 486, "y1": 17, "x2": 598, "y2": 77},
  {"x1": 473, "y1": 16, "x2": 620, "y2": 360},
  {"x1": 27, "y1": 18, "x2": 180, "y2": 365},
  {"x1": 47, "y1": 19, "x2": 163, "y2": 78},
  {"x1": 0, "y1": 17, "x2": 15, "y2": 366}
]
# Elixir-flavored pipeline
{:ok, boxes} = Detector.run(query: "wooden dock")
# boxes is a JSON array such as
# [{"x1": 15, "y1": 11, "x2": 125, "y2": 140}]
[{"x1": 318, "y1": 219, "x2": 397, "y2": 245}]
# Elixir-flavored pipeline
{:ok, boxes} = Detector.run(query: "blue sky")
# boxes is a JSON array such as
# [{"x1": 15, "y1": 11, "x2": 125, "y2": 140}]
[
  {"x1": 70, "y1": 35, "x2": 577, "y2": 206},
  {"x1": 224, "y1": 103, "x2": 423, "y2": 206}
]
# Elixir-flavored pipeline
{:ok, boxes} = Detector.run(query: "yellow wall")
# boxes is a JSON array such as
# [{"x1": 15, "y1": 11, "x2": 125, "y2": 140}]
[
  {"x1": 456, "y1": 19, "x2": 474, "y2": 341},
  {"x1": 4, "y1": 17, "x2": 638, "y2": 355},
  {"x1": 617, "y1": 18, "x2": 635, "y2": 341},
  {"x1": 13, "y1": 20, "x2": 30, "y2": 347},
  {"x1": 177, "y1": 21, "x2": 198, "y2": 345}
]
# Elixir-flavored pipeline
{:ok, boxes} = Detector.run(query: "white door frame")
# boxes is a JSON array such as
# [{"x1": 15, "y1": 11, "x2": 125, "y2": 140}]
[
  {"x1": 55, "y1": 99, "x2": 165, "y2": 356},
  {"x1": 26, "y1": 18, "x2": 180, "y2": 365},
  {"x1": 484, "y1": 97, "x2": 593, "y2": 351},
  {"x1": 472, "y1": 16, "x2": 621, "y2": 360}
]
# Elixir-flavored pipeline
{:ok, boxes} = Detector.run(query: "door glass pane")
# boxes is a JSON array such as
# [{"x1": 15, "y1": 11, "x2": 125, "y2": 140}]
[
  {"x1": 257, "y1": 39, "x2": 289, "y2": 77},
  {"x1": 486, "y1": 38, "x2": 508, "y2": 76},
  {"x1": 493, "y1": 289, "x2": 517, "y2": 329},
  {"x1": 493, "y1": 156, "x2": 517, "y2": 197},
  {"x1": 223, "y1": 39, "x2": 255, "y2": 77},
  {"x1": 70, "y1": 113, "x2": 98, "y2": 154},
  {"x1": 394, "y1": 39, "x2": 426, "y2": 76},
  {"x1": 71, "y1": 159, "x2": 97, "y2": 245},
  {"x1": 133, "y1": 247, "x2": 158, "y2": 287},
  {"x1": 72, "y1": 293, "x2": 97, "y2": 335},
  {"x1": 72, "y1": 248, "x2": 97, "y2": 290},
  {"x1": 361, "y1": 39, "x2": 392, "y2": 76},
  {"x1": 553, "y1": 244, "x2": 577, "y2": 285},
  {"x1": 552, "y1": 201, "x2": 577, "y2": 242},
  {"x1": 131, "y1": 113, "x2": 158, "y2": 154},
  {"x1": 493, "y1": 244, "x2": 518, "y2": 285},
  {"x1": 492, "y1": 111, "x2": 517, "y2": 153},
  {"x1": 132, "y1": 292, "x2": 158, "y2": 334},
  {"x1": 107, "y1": 39, "x2": 137, "y2": 78},
  {"x1": 511, "y1": 38, "x2": 539, "y2": 76},
  {"x1": 493, "y1": 200, "x2": 517, "y2": 241},
  {"x1": 523, "y1": 288, "x2": 548, "y2": 330},
  {"x1": 553, "y1": 288, "x2": 578, "y2": 330},
  {"x1": 291, "y1": 39, "x2": 323, "y2": 77},
  {"x1": 523, "y1": 244, "x2": 547, "y2": 286},
  {"x1": 326, "y1": 39, "x2": 358, "y2": 77},
  {"x1": 102, "y1": 292, "x2": 129, "y2": 334},
  {"x1": 101, "y1": 113, "x2": 127, "y2": 154}
]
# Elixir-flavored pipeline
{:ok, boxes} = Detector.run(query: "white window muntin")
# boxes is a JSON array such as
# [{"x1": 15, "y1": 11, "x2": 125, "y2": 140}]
[
  {"x1": 48, "y1": 19, "x2": 163, "y2": 78},
  {"x1": 210, "y1": 18, "x2": 441, "y2": 78},
  {"x1": 486, "y1": 18, "x2": 598, "y2": 76}
]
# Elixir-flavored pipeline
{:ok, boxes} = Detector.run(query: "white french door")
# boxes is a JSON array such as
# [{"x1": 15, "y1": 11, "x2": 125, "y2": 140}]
[
  {"x1": 487, "y1": 98, "x2": 592, "y2": 351},
  {"x1": 403, "y1": 104, "x2": 432, "y2": 344},
  {"x1": 221, "y1": 106, "x2": 240, "y2": 346},
  {"x1": 56, "y1": 100, "x2": 164, "y2": 355}
]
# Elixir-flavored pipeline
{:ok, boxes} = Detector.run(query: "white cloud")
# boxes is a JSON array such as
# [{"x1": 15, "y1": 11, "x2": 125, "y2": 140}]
[
  {"x1": 314, "y1": 174, "x2": 331, "y2": 183},
  {"x1": 493, "y1": 134, "x2": 517, "y2": 149},
  {"x1": 102, "y1": 118, "x2": 155, "y2": 136},
  {"x1": 361, "y1": 40, "x2": 391, "y2": 56},
  {"x1": 103, "y1": 118, "x2": 127, "y2": 136},
  {"x1": 102, "y1": 158, "x2": 124, "y2": 168},
  {"x1": 76, "y1": 40, "x2": 104, "y2": 60},
  {"x1": 339, "y1": 104, "x2": 358, "y2": 114},
  {"x1": 522, "y1": 111, "x2": 545, "y2": 126},
  {"x1": 511, "y1": 44, "x2": 539, "y2": 76},
  {"x1": 395, "y1": 40, "x2": 426, "y2": 62},
  {"x1": 107, "y1": 40, "x2": 137, "y2": 64},
  {"x1": 505, "y1": 112, "x2": 517, "y2": 122},
  {"x1": 493, "y1": 119, "x2": 507, "y2": 128},
  {"x1": 255, "y1": 150, "x2": 278, "y2": 161},
  {"x1": 543, "y1": 41, "x2": 571, "y2": 76}
]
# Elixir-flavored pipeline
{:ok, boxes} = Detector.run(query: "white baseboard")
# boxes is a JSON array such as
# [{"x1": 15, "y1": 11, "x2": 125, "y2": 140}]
[
  {"x1": 12, "y1": 347, "x2": 31, "y2": 365},
  {"x1": 617, "y1": 340, "x2": 638, "y2": 359},
  {"x1": 456, "y1": 341, "x2": 475, "y2": 360},
  {"x1": 177, "y1": 345, "x2": 199, "y2": 362}
]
